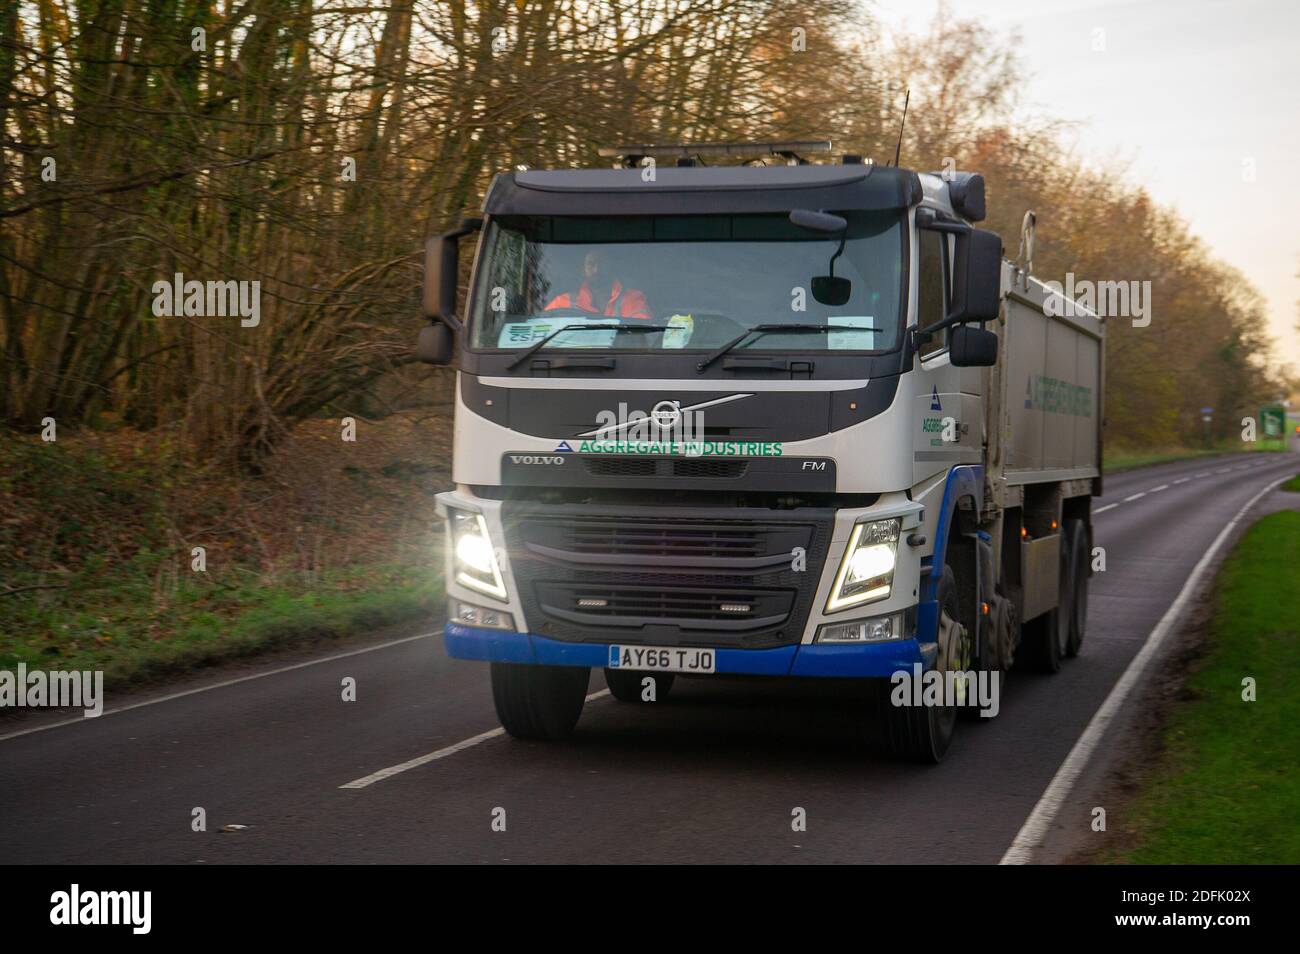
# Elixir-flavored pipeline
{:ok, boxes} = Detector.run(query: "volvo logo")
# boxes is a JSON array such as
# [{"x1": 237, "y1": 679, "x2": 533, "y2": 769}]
[
  {"x1": 508, "y1": 454, "x2": 566, "y2": 465},
  {"x1": 650, "y1": 400, "x2": 682, "y2": 430}
]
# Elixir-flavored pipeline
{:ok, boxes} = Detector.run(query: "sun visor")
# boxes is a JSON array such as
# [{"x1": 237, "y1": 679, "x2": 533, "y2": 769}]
[{"x1": 483, "y1": 165, "x2": 923, "y2": 217}]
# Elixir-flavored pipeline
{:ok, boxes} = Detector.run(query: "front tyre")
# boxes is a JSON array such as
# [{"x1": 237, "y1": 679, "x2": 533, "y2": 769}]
[
  {"x1": 490, "y1": 663, "x2": 590, "y2": 740},
  {"x1": 878, "y1": 564, "x2": 967, "y2": 763},
  {"x1": 604, "y1": 668, "x2": 675, "y2": 703}
]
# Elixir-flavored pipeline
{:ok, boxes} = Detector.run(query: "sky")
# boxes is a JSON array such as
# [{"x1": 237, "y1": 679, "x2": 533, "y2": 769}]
[{"x1": 872, "y1": 0, "x2": 1300, "y2": 373}]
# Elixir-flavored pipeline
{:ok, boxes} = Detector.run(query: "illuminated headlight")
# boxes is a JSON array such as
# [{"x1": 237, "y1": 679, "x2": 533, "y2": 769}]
[
  {"x1": 816, "y1": 613, "x2": 902, "y2": 643},
  {"x1": 450, "y1": 599, "x2": 515, "y2": 631},
  {"x1": 448, "y1": 509, "x2": 507, "y2": 601},
  {"x1": 826, "y1": 518, "x2": 900, "y2": 612}
]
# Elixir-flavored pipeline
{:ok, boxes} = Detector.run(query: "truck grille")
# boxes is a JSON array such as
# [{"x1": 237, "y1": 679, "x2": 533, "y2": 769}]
[
  {"x1": 582, "y1": 457, "x2": 748, "y2": 480},
  {"x1": 502, "y1": 505, "x2": 833, "y2": 649}
]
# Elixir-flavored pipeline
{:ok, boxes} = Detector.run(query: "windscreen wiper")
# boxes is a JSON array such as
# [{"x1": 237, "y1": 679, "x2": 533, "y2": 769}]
[
  {"x1": 695, "y1": 323, "x2": 880, "y2": 373},
  {"x1": 505, "y1": 322, "x2": 670, "y2": 371}
]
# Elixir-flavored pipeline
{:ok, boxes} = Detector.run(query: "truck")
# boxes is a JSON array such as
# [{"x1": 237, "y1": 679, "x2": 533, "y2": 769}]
[{"x1": 418, "y1": 140, "x2": 1103, "y2": 762}]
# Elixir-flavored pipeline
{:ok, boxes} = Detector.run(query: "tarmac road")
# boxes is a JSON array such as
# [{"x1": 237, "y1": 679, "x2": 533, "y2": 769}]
[{"x1": 3, "y1": 450, "x2": 1297, "y2": 864}]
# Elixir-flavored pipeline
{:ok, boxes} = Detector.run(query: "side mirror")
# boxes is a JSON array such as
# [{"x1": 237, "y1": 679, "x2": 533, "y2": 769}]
[
  {"x1": 423, "y1": 234, "x2": 458, "y2": 326},
  {"x1": 422, "y1": 217, "x2": 483, "y2": 328},
  {"x1": 811, "y1": 275, "x2": 852, "y2": 306},
  {"x1": 416, "y1": 322, "x2": 454, "y2": 366},
  {"x1": 949, "y1": 325, "x2": 998, "y2": 367},
  {"x1": 949, "y1": 227, "x2": 1002, "y2": 322}
]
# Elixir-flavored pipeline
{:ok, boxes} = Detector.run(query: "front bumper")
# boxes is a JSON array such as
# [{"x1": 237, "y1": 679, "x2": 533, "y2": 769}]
[{"x1": 445, "y1": 622, "x2": 933, "y2": 678}]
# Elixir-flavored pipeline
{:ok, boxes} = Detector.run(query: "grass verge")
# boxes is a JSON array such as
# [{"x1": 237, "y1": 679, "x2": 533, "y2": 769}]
[
  {"x1": 0, "y1": 564, "x2": 442, "y2": 688},
  {"x1": 1, "y1": 431, "x2": 445, "y2": 691},
  {"x1": 1111, "y1": 510, "x2": 1300, "y2": 863},
  {"x1": 1282, "y1": 473, "x2": 1300, "y2": 493}
]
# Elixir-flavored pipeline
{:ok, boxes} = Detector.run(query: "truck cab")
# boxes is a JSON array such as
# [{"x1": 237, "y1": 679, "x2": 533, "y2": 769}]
[{"x1": 421, "y1": 142, "x2": 1102, "y2": 762}]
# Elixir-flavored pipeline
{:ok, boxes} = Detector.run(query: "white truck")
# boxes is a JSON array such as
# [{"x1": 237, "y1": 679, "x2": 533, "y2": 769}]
[{"x1": 419, "y1": 141, "x2": 1103, "y2": 761}]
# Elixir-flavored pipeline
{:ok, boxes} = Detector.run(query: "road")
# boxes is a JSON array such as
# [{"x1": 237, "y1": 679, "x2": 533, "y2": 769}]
[{"x1": 3, "y1": 450, "x2": 1297, "y2": 864}]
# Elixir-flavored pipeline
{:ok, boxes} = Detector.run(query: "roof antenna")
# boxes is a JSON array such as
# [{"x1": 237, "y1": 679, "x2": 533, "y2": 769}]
[{"x1": 891, "y1": 88, "x2": 910, "y2": 167}]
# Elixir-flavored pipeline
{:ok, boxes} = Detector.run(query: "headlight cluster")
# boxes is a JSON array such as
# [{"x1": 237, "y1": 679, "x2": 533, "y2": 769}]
[
  {"x1": 449, "y1": 509, "x2": 506, "y2": 601},
  {"x1": 826, "y1": 518, "x2": 900, "y2": 613}
]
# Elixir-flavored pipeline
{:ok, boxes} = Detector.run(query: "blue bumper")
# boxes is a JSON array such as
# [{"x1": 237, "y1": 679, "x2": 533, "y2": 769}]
[{"x1": 444, "y1": 622, "x2": 933, "y2": 678}]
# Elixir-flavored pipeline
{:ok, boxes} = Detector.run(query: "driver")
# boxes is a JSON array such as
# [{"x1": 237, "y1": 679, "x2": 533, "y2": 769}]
[{"x1": 544, "y1": 250, "x2": 651, "y2": 319}]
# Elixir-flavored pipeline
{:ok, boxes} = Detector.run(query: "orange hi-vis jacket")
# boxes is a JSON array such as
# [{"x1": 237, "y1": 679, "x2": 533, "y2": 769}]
[{"x1": 544, "y1": 279, "x2": 650, "y2": 319}]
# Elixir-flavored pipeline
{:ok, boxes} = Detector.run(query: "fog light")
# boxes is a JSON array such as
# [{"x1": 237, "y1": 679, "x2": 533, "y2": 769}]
[
  {"x1": 451, "y1": 600, "x2": 515, "y2": 631},
  {"x1": 816, "y1": 614, "x2": 901, "y2": 643}
]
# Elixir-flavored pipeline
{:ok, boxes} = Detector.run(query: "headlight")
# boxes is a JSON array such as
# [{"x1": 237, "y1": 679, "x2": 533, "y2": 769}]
[
  {"x1": 448, "y1": 509, "x2": 507, "y2": 601},
  {"x1": 826, "y1": 518, "x2": 900, "y2": 612}
]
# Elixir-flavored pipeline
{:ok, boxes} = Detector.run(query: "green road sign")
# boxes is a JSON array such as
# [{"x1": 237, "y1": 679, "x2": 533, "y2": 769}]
[{"x1": 1260, "y1": 405, "x2": 1286, "y2": 445}]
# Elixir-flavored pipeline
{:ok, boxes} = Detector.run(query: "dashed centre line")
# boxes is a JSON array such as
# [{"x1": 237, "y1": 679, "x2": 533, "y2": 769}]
[
  {"x1": 1094, "y1": 457, "x2": 1282, "y2": 518},
  {"x1": 339, "y1": 689, "x2": 613, "y2": 789}
]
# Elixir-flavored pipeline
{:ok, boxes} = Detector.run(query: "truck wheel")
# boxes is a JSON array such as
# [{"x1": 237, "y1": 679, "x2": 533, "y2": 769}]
[
  {"x1": 490, "y1": 663, "x2": 590, "y2": 740},
  {"x1": 604, "y1": 668, "x2": 675, "y2": 703},
  {"x1": 1065, "y1": 518, "x2": 1089, "y2": 657},
  {"x1": 1019, "y1": 531, "x2": 1072, "y2": 673},
  {"x1": 878, "y1": 565, "x2": 966, "y2": 763}
]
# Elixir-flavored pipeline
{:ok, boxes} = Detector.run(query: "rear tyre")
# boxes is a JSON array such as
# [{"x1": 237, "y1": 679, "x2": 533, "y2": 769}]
[
  {"x1": 878, "y1": 564, "x2": 967, "y2": 763},
  {"x1": 1019, "y1": 528, "x2": 1072, "y2": 673},
  {"x1": 604, "y1": 668, "x2": 675, "y2": 703},
  {"x1": 490, "y1": 663, "x2": 590, "y2": 740},
  {"x1": 1065, "y1": 518, "x2": 1089, "y2": 657}
]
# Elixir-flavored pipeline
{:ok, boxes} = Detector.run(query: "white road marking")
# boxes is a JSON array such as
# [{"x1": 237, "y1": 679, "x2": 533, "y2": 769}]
[
  {"x1": 1194, "y1": 472, "x2": 1210, "y2": 477},
  {"x1": 1123, "y1": 492, "x2": 1146, "y2": 502},
  {"x1": 1150, "y1": 484, "x2": 1169, "y2": 492},
  {"x1": 1000, "y1": 473, "x2": 1289, "y2": 865},
  {"x1": 1093, "y1": 503, "x2": 1118, "y2": 514},
  {"x1": 0, "y1": 632, "x2": 438, "y2": 743},
  {"x1": 1174, "y1": 478, "x2": 1191, "y2": 485},
  {"x1": 339, "y1": 689, "x2": 612, "y2": 789}
]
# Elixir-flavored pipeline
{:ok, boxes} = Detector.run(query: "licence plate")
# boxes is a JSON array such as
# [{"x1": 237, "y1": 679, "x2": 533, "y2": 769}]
[{"x1": 608, "y1": 645, "x2": 716, "y2": 674}]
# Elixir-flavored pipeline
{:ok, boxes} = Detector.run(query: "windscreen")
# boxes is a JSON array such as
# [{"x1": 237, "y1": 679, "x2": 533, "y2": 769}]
[{"x1": 468, "y1": 212, "x2": 905, "y2": 354}]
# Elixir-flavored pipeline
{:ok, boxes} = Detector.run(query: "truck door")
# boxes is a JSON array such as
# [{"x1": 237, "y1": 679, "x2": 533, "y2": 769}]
[{"x1": 912, "y1": 227, "x2": 978, "y2": 485}]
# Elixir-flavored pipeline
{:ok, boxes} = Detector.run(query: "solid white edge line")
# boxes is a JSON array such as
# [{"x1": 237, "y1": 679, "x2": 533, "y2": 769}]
[
  {"x1": 338, "y1": 689, "x2": 612, "y2": 789},
  {"x1": 999, "y1": 473, "x2": 1288, "y2": 865},
  {"x1": 0, "y1": 632, "x2": 438, "y2": 743}
]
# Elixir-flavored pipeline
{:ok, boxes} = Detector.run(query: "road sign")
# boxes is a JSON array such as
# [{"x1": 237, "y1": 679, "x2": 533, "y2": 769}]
[{"x1": 1261, "y1": 405, "x2": 1285, "y2": 438}]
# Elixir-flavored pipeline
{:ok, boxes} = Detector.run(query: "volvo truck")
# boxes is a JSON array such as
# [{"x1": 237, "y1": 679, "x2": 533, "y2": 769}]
[{"x1": 418, "y1": 141, "x2": 1103, "y2": 762}]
